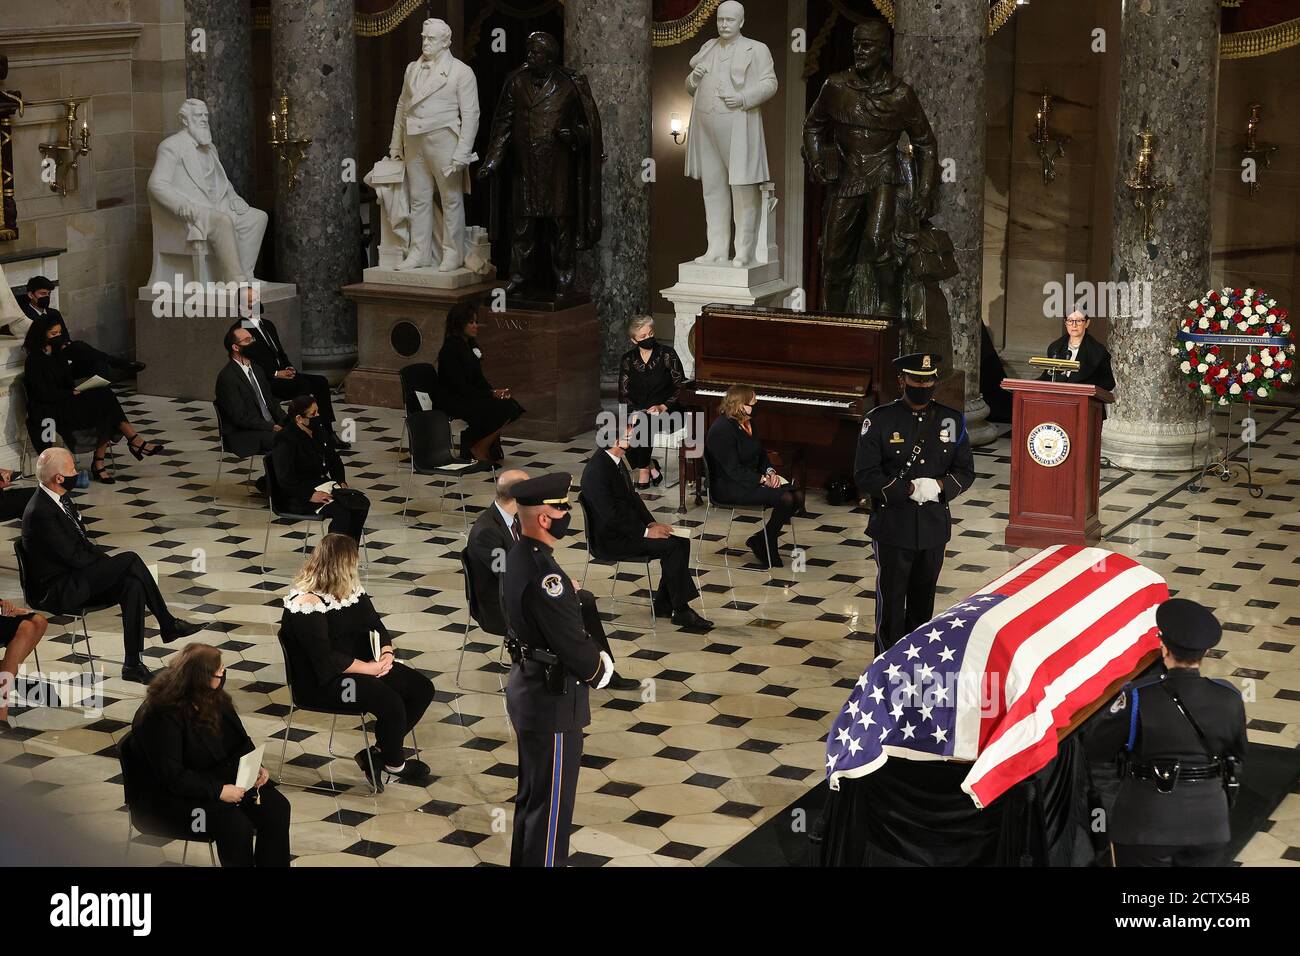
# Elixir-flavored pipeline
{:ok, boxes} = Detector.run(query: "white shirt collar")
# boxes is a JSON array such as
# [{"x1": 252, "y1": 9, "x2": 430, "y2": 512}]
[
  {"x1": 41, "y1": 484, "x2": 65, "y2": 507},
  {"x1": 605, "y1": 450, "x2": 623, "y2": 466},
  {"x1": 494, "y1": 500, "x2": 516, "y2": 528}
]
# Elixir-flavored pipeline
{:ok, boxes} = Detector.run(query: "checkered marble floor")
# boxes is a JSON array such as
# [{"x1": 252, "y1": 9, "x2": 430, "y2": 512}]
[{"x1": 0, "y1": 390, "x2": 1296, "y2": 867}]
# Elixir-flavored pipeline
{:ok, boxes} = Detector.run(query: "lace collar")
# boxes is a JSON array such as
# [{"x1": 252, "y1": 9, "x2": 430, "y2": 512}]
[{"x1": 283, "y1": 587, "x2": 366, "y2": 614}]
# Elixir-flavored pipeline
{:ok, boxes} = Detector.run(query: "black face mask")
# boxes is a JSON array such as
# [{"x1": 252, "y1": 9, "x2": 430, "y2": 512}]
[
  {"x1": 905, "y1": 383, "x2": 936, "y2": 407},
  {"x1": 636, "y1": 338, "x2": 656, "y2": 351},
  {"x1": 304, "y1": 415, "x2": 322, "y2": 432},
  {"x1": 214, "y1": 671, "x2": 227, "y2": 690},
  {"x1": 547, "y1": 512, "x2": 572, "y2": 539}
]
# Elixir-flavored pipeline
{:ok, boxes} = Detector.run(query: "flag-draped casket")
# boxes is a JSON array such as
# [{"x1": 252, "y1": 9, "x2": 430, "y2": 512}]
[{"x1": 825, "y1": 545, "x2": 1167, "y2": 814}]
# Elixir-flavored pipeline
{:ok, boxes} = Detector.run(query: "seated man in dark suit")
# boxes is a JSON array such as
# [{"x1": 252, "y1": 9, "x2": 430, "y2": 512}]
[
  {"x1": 216, "y1": 325, "x2": 285, "y2": 492},
  {"x1": 21, "y1": 448, "x2": 202, "y2": 684},
  {"x1": 467, "y1": 469, "x2": 638, "y2": 690},
  {"x1": 234, "y1": 288, "x2": 347, "y2": 449},
  {"x1": 11, "y1": 276, "x2": 144, "y2": 382},
  {"x1": 579, "y1": 419, "x2": 711, "y2": 632}
]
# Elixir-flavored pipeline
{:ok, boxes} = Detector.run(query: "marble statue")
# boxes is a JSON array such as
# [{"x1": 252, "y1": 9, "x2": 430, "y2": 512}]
[
  {"x1": 147, "y1": 98, "x2": 268, "y2": 285},
  {"x1": 388, "y1": 17, "x2": 480, "y2": 272},
  {"x1": 803, "y1": 20, "x2": 940, "y2": 320},
  {"x1": 478, "y1": 31, "x2": 603, "y2": 300},
  {"x1": 684, "y1": 1, "x2": 777, "y2": 267}
]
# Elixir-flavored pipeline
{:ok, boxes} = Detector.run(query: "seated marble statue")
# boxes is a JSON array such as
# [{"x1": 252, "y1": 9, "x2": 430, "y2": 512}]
[{"x1": 147, "y1": 99, "x2": 267, "y2": 285}]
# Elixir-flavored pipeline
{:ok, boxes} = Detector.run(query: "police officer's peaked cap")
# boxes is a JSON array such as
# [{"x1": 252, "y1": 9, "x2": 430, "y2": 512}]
[
  {"x1": 511, "y1": 472, "x2": 572, "y2": 508},
  {"x1": 1156, "y1": 598, "x2": 1222, "y2": 650},
  {"x1": 894, "y1": 352, "x2": 942, "y2": 378}
]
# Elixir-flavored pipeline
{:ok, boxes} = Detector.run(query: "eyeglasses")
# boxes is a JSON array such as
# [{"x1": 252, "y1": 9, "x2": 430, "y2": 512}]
[{"x1": 1065, "y1": 318, "x2": 1087, "y2": 325}]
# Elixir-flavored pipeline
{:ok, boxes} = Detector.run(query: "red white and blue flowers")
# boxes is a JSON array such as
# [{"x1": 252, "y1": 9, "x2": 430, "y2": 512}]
[{"x1": 1170, "y1": 286, "x2": 1293, "y2": 405}]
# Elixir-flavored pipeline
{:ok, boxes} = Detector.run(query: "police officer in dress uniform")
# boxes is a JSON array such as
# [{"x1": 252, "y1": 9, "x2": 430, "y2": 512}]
[
  {"x1": 502, "y1": 472, "x2": 614, "y2": 867},
  {"x1": 1090, "y1": 599, "x2": 1247, "y2": 867},
  {"x1": 853, "y1": 353, "x2": 975, "y2": 652}
]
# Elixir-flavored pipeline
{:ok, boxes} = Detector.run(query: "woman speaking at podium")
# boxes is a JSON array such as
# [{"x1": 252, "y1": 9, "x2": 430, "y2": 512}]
[{"x1": 1039, "y1": 309, "x2": 1115, "y2": 390}]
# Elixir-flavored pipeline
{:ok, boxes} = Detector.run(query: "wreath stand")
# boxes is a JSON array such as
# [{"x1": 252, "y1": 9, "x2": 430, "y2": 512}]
[{"x1": 1189, "y1": 396, "x2": 1263, "y2": 498}]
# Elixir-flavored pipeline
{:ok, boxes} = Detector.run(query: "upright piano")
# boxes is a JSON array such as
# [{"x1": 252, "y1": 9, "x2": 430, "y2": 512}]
[{"x1": 677, "y1": 304, "x2": 900, "y2": 509}]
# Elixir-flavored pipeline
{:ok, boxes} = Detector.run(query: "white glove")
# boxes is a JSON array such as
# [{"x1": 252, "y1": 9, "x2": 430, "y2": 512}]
[
  {"x1": 911, "y1": 477, "x2": 942, "y2": 503},
  {"x1": 594, "y1": 651, "x2": 614, "y2": 690}
]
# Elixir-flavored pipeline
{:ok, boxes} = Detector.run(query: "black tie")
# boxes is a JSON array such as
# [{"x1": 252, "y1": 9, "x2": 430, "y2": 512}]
[
  {"x1": 60, "y1": 495, "x2": 91, "y2": 544},
  {"x1": 618, "y1": 458, "x2": 635, "y2": 492},
  {"x1": 511, "y1": 516, "x2": 521, "y2": 542}
]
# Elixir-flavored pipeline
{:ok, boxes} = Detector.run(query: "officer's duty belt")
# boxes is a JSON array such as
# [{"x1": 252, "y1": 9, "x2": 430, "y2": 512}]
[
  {"x1": 513, "y1": 643, "x2": 558, "y2": 666},
  {"x1": 1128, "y1": 759, "x2": 1223, "y2": 792}
]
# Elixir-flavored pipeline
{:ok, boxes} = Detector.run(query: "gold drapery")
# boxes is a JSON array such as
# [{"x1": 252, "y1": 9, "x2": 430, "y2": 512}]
[
  {"x1": 652, "y1": 1, "x2": 724, "y2": 47},
  {"x1": 870, "y1": 0, "x2": 1020, "y2": 37},
  {"x1": 1222, "y1": 16, "x2": 1300, "y2": 58}
]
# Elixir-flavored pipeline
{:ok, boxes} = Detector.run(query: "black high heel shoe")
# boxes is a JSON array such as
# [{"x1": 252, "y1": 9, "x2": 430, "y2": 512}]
[
  {"x1": 128, "y1": 436, "x2": 164, "y2": 460},
  {"x1": 92, "y1": 455, "x2": 116, "y2": 484}
]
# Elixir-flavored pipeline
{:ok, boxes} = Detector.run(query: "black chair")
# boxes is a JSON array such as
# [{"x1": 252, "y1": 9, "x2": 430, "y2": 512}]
[
  {"x1": 273, "y1": 629, "x2": 420, "y2": 795},
  {"x1": 13, "y1": 539, "x2": 112, "y2": 681},
  {"x1": 259, "y1": 455, "x2": 327, "y2": 573},
  {"x1": 457, "y1": 549, "x2": 506, "y2": 692},
  {"x1": 576, "y1": 494, "x2": 657, "y2": 630},
  {"x1": 211, "y1": 402, "x2": 256, "y2": 499},
  {"x1": 118, "y1": 730, "x2": 219, "y2": 865},
  {"x1": 399, "y1": 363, "x2": 473, "y2": 528}
]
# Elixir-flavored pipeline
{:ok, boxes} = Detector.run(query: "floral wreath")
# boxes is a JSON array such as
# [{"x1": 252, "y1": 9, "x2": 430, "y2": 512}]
[{"x1": 1169, "y1": 286, "x2": 1294, "y2": 405}]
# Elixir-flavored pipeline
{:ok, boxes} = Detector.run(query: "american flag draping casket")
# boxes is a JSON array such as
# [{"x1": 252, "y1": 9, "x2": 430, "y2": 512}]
[{"x1": 825, "y1": 545, "x2": 1168, "y2": 808}]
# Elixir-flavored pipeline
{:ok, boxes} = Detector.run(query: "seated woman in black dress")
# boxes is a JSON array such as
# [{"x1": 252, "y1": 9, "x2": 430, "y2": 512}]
[
  {"x1": 271, "y1": 394, "x2": 369, "y2": 542},
  {"x1": 23, "y1": 315, "x2": 166, "y2": 484},
  {"x1": 1040, "y1": 309, "x2": 1116, "y2": 390},
  {"x1": 704, "y1": 384, "x2": 804, "y2": 570},
  {"x1": 617, "y1": 314, "x2": 687, "y2": 488},
  {"x1": 130, "y1": 642, "x2": 290, "y2": 866},
  {"x1": 0, "y1": 599, "x2": 48, "y2": 729},
  {"x1": 279, "y1": 534, "x2": 435, "y2": 791},
  {"x1": 437, "y1": 302, "x2": 524, "y2": 467}
]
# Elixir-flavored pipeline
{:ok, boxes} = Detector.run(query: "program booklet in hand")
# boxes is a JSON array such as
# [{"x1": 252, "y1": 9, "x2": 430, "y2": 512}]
[
  {"x1": 370, "y1": 629, "x2": 382, "y2": 661},
  {"x1": 74, "y1": 374, "x2": 113, "y2": 391},
  {"x1": 236, "y1": 745, "x2": 265, "y2": 790}
]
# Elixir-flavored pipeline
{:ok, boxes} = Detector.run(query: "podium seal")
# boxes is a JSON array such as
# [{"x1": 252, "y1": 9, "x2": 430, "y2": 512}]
[{"x1": 1027, "y1": 422, "x2": 1070, "y2": 467}]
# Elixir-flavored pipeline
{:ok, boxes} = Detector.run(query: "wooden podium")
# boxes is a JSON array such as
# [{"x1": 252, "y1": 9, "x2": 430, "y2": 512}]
[{"x1": 1002, "y1": 379, "x2": 1113, "y2": 548}]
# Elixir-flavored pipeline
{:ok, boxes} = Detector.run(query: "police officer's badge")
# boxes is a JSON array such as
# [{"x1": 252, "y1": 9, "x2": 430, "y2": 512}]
[
  {"x1": 860, "y1": 416, "x2": 870, "y2": 436},
  {"x1": 541, "y1": 573, "x2": 564, "y2": 598},
  {"x1": 1109, "y1": 690, "x2": 1127, "y2": 715}
]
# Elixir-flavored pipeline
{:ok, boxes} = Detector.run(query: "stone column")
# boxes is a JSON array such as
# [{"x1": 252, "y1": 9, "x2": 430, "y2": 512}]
[
  {"x1": 1102, "y1": 0, "x2": 1216, "y2": 470},
  {"x1": 564, "y1": 0, "x2": 652, "y2": 383},
  {"x1": 183, "y1": 0, "x2": 254, "y2": 199},
  {"x1": 894, "y1": 0, "x2": 996, "y2": 445},
  {"x1": 270, "y1": 0, "x2": 361, "y2": 374}
]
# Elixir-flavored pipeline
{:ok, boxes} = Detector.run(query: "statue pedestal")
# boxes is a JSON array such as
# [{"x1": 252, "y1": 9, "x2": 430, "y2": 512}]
[
  {"x1": 362, "y1": 265, "x2": 485, "y2": 290},
  {"x1": 0, "y1": 337, "x2": 27, "y2": 470},
  {"x1": 343, "y1": 280, "x2": 599, "y2": 442},
  {"x1": 661, "y1": 260, "x2": 793, "y2": 378},
  {"x1": 133, "y1": 281, "x2": 300, "y2": 400},
  {"x1": 343, "y1": 280, "x2": 498, "y2": 409}
]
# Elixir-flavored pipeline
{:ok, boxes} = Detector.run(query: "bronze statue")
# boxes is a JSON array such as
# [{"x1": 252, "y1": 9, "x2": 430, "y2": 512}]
[
  {"x1": 803, "y1": 21, "x2": 953, "y2": 357},
  {"x1": 477, "y1": 31, "x2": 603, "y2": 302}
]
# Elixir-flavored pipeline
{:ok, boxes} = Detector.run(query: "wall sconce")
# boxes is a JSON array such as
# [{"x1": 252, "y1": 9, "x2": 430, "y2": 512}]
[
  {"x1": 1237, "y1": 103, "x2": 1278, "y2": 199},
  {"x1": 1027, "y1": 91, "x2": 1069, "y2": 185},
  {"x1": 268, "y1": 94, "x2": 311, "y2": 191},
  {"x1": 670, "y1": 112, "x2": 684, "y2": 145},
  {"x1": 38, "y1": 100, "x2": 91, "y2": 197},
  {"x1": 1123, "y1": 130, "x2": 1172, "y2": 242}
]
